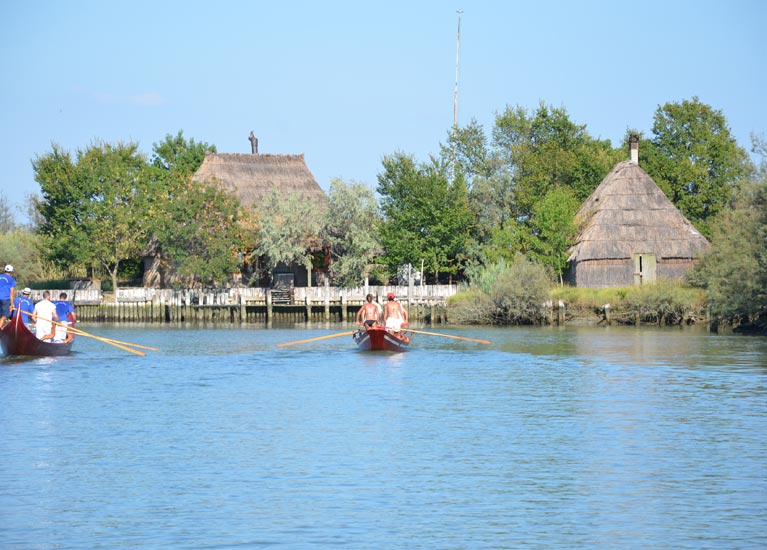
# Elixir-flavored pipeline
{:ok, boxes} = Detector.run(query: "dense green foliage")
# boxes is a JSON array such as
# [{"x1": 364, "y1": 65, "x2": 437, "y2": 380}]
[
  {"x1": 147, "y1": 133, "x2": 241, "y2": 287},
  {"x1": 250, "y1": 189, "x2": 327, "y2": 280},
  {"x1": 641, "y1": 97, "x2": 752, "y2": 239},
  {"x1": 443, "y1": 104, "x2": 622, "y2": 277},
  {"x1": 33, "y1": 141, "x2": 152, "y2": 293},
  {"x1": 324, "y1": 179, "x2": 383, "y2": 287},
  {"x1": 0, "y1": 229, "x2": 66, "y2": 284},
  {"x1": 528, "y1": 186, "x2": 580, "y2": 284},
  {"x1": 691, "y1": 136, "x2": 767, "y2": 331},
  {"x1": 377, "y1": 153, "x2": 473, "y2": 282},
  {"x1": 150, "y1": 130, "x2": 216, "y2": 175}
]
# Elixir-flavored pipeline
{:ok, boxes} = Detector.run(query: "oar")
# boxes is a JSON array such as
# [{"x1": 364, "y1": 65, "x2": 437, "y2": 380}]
[
  {"x1": 403, "y1": 328, "x2": 491, "y2": 344},
  {"x1": 64, "y1": 325, "x2": 159, "y2": 351},
  {"x1": 63, "y1": 324, "x2": 159, "y2": 352},
  {"x1": 277, "y1": 330, "x2": 359, "y2": 347},
  {"x1": 23, "y1": 311, "x2": 148, "y2": 356}
]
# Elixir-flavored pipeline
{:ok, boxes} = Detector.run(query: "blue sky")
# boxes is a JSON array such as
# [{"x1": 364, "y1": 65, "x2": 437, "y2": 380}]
[{"x1": 2, "y1": 0, "x2": 765, "y2": 218}]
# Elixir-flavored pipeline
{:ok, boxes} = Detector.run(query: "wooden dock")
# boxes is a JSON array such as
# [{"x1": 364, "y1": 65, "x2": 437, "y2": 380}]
[{"x1": 34, "y1": 285, "x2": 454, "y2": 325}]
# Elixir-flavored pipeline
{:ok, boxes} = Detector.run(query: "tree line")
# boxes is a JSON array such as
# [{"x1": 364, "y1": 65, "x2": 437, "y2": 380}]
[{"x1": 0, "y1": 97, "x2": 765, "y2": 330}]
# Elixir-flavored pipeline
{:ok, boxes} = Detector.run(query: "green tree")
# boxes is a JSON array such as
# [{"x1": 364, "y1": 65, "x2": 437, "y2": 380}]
[
  {"x1": 250, "y1": 189, "x2": 328, "y2": 283},
  {"x1": 377, "y1": 153, "x2": 474, "y2": 282},
  {"x1": 641, "y1": 97, "x2": 752, "y2": 239},
  {"x1": 33, "y1": 141, "x2": 151, "y2": 295},
  {"x1": 528, "y1": 186, "x2": 580, "y2": 284},
  {"x1": 0, "y1": 229, "x2": 65, "y2": 283},
  {"x1": 442, "y1": 105, "x2": 619, "y2": 268},
  {"x1": 150, "y1": 130, "x2": 216, "y2": 176},
  {"x1": 692, "y1": 134, "x2": 767, "y2": 330},
  {"x1": 493, "y1": 103, "x2": 620, "y2": 215},
  {"x1": 145, "y1": 132, "x2": 240, "y2": 287},
  {"x1": 324, "y1": 179, "x2": 383, "y2": 287},
  {"x1": 146, "y1": 173, "x2": 243, "y2": 287}
]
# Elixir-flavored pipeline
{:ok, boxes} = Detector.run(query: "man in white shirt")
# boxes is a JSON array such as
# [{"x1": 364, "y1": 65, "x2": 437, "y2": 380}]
[{"x1": 33, "y1": 290, "x2": 59, "y2": 341}]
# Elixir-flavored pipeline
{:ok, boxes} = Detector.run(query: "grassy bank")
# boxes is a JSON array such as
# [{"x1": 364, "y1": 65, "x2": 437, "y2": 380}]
[{"x1": 550, "y1": 282, "x2": 708, "y2": 326}]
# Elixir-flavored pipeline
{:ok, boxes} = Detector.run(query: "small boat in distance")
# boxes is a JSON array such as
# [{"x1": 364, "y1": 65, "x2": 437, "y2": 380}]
[
  {"x1": 353, "y1": 325, "x2": 412, "y2": 352},
  {"x1": 0, "y1": 313, "x2": 75, "y2": 357}
]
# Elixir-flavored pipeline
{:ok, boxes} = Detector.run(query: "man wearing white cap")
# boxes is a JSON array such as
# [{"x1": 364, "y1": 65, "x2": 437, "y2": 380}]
[
  {"x1": 13, "y1": 287, "x2": 35, "y2": 326},
  {"x1": 0, "y1": 264, "x2": 16, "y2": 326}
]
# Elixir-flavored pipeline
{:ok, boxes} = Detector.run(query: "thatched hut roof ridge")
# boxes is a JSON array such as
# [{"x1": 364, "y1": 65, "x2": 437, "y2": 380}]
[{"x1": 192, "y1": 152, "x2": 327, "y2": 207}]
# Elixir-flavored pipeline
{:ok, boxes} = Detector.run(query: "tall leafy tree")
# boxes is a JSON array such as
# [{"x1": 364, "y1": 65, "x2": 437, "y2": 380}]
[
  {"x1": 641, "y1": 97, "x2": 751, "y2": 239},
  {"x1": 146, "y1": 171, "x2": 243, "y2": 287},
  {"x1": 442, "y1": 105, "x2": 618, "y2": 271},
  {"x1": 493, "y1": 103, "x2": 620, "y2": 216},
  {"x1": 250, "y1": 189, "x2": 328, "y2": 283},
  {"x1": 528, "y1": 186, "x2": 580, "y2": 284},
  {"x1": 692, "y1": 134, "x2": 767, "y2": 330},
  {"x1": 33, "y1": 141, "x2": 150, "y2": 294},
  {"x1": 145, "y1": 132, "x2": 241, "y2": 286},
  {"x1": 377, "y1": 152, "x2": 473, "y2": 282},
  {"x1": 442, "y1": 119, "x2": 518, "y2": 266},
  {"x1": 324, "y1": 178, "x2": 383, "y2": 287}
]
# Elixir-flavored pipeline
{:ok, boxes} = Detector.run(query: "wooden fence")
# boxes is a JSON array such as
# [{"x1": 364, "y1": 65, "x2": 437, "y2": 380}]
[{"x1": 28, "y1": 285, "x2": 457, "y2": 325}]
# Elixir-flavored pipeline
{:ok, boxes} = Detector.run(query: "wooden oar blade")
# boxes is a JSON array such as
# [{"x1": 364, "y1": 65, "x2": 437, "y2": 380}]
[
  {"x1": 406, "y1": 328, "x2": 491, "y2": 344},
  {"x1": 277, "y1": 330, "x2": 358, "y2": 347}
]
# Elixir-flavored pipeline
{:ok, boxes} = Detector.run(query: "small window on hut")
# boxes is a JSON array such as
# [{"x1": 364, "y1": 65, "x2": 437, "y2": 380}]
[{"x1": 633, "y1": 254, "x2": 657, "y2": 285}]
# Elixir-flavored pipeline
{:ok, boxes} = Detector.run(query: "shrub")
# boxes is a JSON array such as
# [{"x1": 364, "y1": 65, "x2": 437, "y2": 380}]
[{"x1": 449, "y1": 255, "x2": 552, "y2": 325}]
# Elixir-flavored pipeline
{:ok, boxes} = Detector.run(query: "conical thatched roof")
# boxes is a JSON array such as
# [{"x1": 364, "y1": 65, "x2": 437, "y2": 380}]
[
  {"x1": 568, "y1": 161, "x2": 709, "y2": 262},
  {"x1": 192, "y1": 152, "x2": 326, "y2": 207}
]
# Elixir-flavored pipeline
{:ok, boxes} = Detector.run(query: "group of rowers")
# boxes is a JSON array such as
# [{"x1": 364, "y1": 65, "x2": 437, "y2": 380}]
[
  {"x1": 355, "y1": 292, "x2": 409, "y2": 331},
  {"x1": 0, "y1": 264, "x2": 76, "y2": 343}
]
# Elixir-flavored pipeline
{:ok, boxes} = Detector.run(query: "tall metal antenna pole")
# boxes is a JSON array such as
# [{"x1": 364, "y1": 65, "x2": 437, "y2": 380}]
[{"x1": 453, "y1": 10, "x2": 463, "y2": 131}]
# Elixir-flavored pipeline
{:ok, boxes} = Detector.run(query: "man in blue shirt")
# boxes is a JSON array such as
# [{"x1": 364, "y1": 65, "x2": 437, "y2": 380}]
[
  {"x1": 53, "y1": 292, "x2": 76, "y2": 342},
  {"x1": 12, "y1": 287, "x2": 35, "y2": 326},
  {"x1": 0, "y1": 264, "x2": 17, "y2": 327}
]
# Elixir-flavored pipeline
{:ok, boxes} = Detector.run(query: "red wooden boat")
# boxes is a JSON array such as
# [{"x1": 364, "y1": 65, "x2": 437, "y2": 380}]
[
  {"x1": 0, "y1": 313, "x2": 75, "y2": 357},
  {"x1": 353, "y1": 325, "x2": 412, "y2": 352}
]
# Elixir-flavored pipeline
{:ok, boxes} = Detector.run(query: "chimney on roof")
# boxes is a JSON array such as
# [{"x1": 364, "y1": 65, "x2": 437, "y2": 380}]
[
  {"x1": 629, "y1": 132, "x2": 639, "y2": 164},
  {"x1": 248, "y1": 131, "x2": 258, "y2": 154}
]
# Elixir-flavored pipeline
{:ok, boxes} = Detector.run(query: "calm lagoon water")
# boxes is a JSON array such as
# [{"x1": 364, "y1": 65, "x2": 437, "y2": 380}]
[{"x1": 1, "y1": 324, "x2": 765, "y2": 549}]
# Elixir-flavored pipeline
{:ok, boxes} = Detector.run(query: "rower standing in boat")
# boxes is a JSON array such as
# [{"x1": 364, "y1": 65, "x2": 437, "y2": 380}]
[
  {"x1": 356, "y1": 294, "x2": 382, "y2": 327},
  {"x1": 12, "y1": 287, "x2": 34, "y2": 327},
  {"x1": 0, "y1": 264, "x2": 16, "y2": 327},
  {"x1": 383, "y1": 292, "x2": 409, "y2": 332}
]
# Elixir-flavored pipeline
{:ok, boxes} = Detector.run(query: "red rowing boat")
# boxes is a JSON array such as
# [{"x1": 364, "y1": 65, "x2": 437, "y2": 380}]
[
  {"x1": 0, "y1": 313, "x2": 75, "y2": 357},
  {"x1": 353, "y1": 325, "x2": 412, "y2": 352}
]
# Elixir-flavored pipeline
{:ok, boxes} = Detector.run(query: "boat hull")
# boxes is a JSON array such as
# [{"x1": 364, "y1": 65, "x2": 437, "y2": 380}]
[
  {"x1": 353, "y1": 325, "x2": 411, "y2": 352},
  {"x1": 0, "y1": 314, "x2": 74, "y2": 357}
]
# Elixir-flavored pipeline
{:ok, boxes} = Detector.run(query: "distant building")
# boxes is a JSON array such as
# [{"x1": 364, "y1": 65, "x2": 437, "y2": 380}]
[
  {"x1": 191, "y1": 152, "x2": 327, "y2": 208},
  {"x1": 143, "y1": 138, "x2": 328, "y2": 289},
  {"x1": 566, "y1": 139, "x2": 709, "y2": 288}
]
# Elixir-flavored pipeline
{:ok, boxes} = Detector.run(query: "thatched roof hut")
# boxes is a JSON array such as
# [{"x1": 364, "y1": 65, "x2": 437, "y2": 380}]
[
  {"x1": 566, "y1": 159, "x2": 709, "y2": 288},
  {"x1": 191, "y1": 152, "x2": 327, "y2": 207}
]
